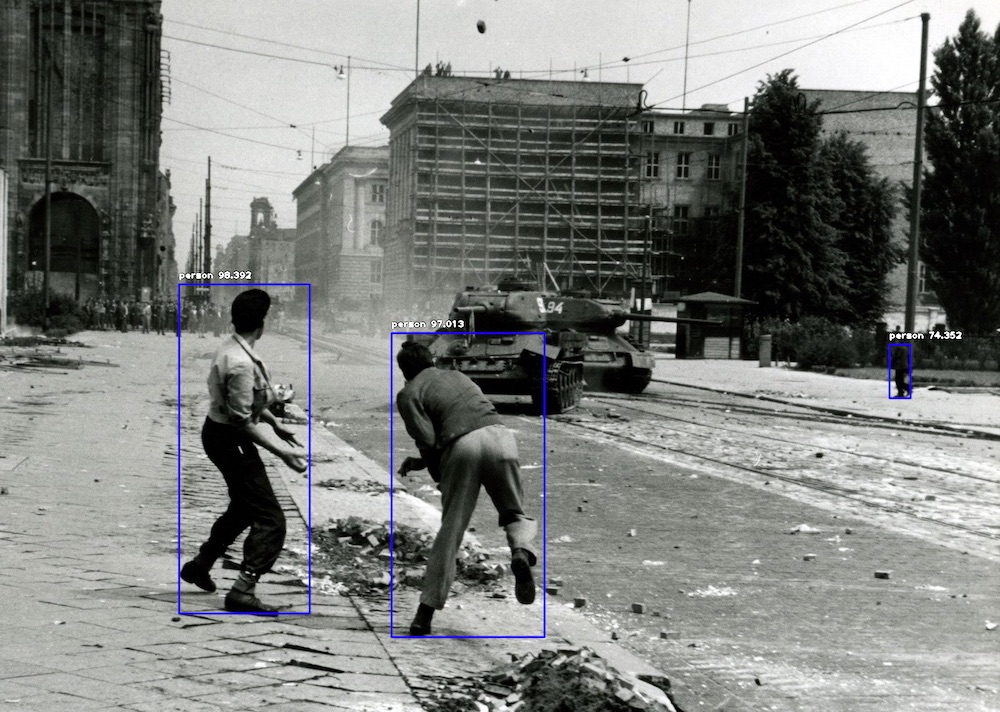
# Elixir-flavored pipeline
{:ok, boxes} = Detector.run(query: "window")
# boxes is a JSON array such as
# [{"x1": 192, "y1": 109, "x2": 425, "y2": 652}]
[
  {"x1": 640, "y1": 119, "x2": 654, "y2": 134},
  {"x1": 727, "y1": 123, "x2": 740, "y2": 137},
  {"x1": 644, "y1": 152, "x2": 660, "y2": 178},
  {"x1": 673, "y1": 121, "x2": 685, "y2": 135},
  {"x1": 676, "y1": 153, "x2": 690, "y2": 179},
  {"x1": 370, "y1": 183, "x2": 386, "y2": 203},
  {"x1": 673, "y1": 205, "x2": 690, "y2": 237},
  {"x1": 704, "y1": 122, "x2": 715, "y2": 136},
  {"x1": 707, "y1": 154, "x2": 722, "y2": 181},
  {"x1": 371, "y1": 260, "x2": 383, "y2": 285},
  {"x1": 918, "y1": 262, "x2": 927, "y2": 294},
  {"x1": 370, "y1": 219, "x2": 384, "y2": 247},
  {"x1": 704, "y1": 206, "x2": 721, "y2": 219}
]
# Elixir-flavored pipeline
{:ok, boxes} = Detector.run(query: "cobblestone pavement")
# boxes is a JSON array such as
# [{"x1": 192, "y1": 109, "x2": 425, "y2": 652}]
[
  {"x1": 0, "y1": 329, "x2": 678, "y2": 712},
  {"x1": 0, "y1": 331, "x2": 422, "y2": 711}
]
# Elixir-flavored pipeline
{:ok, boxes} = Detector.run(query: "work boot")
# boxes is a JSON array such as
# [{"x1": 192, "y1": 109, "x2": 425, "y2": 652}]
[
  {"x1": 511, "y1": 548, "x2": 536, "y2": 605},
  {"x1": 180, "y1": 560, "x2": 216, "y2": 592},
  {"x1": 224, "y1": 571, "x2": 280, "y2": 614},
  {"x1": 408, "y1": 603, "x2": 434, "y2": 636},
  {"x1": 224, "y1": 589, "x2": 280, "y2": 614}
]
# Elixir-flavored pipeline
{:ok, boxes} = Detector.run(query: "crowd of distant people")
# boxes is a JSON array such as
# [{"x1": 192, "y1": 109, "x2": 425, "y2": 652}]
[{"x1": 81, "y1": 298, "x2": 231, "y2": 337}]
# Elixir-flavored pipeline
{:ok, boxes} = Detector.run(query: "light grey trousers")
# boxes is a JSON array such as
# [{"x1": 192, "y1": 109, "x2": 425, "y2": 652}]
[{"x1": 421, "y1": 424, "x2": 538, "y2": 609}]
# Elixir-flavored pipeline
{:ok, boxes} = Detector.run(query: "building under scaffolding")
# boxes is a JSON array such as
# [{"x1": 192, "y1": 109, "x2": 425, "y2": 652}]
[{"x1": 380, "y1": 76, "x2": 646, "y2": 313}]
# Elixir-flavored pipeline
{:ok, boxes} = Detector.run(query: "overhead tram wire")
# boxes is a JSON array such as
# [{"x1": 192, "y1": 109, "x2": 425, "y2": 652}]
[
  {"x1": 602, "y1": 0, "x2": 890, "y2": 70},
  {"x1": 640, "y1": 0, "x2": 919, "y2": 113},
  {"x1": 163, "y1": 18, "x2": 410, "y2": 72}
]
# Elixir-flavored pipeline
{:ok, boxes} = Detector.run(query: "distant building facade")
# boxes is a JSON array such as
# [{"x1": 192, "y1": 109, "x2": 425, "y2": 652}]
[
  {"x1": 213, "y1": 198, "x2": 295, "y2": 307},
  {"x1": 0, "y1": 0, "x2": 169, "y2": 305},
  {"x1": 800, "y1": 89, "x2": 944, "y2": 330},
  {"x1": 632, "y1": 104, "x2": 744, "y2": 298},
  {"x1": 292, "y1": 146, "x2": 388, "y2": 313},
  {"x1": 380, "y1": 76, "x2": 644, "y2": 314}
]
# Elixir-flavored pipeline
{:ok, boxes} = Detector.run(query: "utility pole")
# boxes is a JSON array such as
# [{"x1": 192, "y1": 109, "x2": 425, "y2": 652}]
[
  {"x1": 205, "y1": 157, "x2": 212, "y2": 302},
  {"x1": 345, "y1": 56, "x2": 351, "y2": 146},
  {"x1": 415, "y1": 0, "x2": 421, "y2": 78},
  {"x1": 41, "y1": 36, "x2": 63, "y2": 329},
  {"x1": 734, "y1": 97, "x2": 749, "y2": 299},
  {"x1": 905, "y1": 13, "x2": 929, "y2": 333},
  {"x1": 682, "y1": 0, "x2": 692, "y2": 112}
]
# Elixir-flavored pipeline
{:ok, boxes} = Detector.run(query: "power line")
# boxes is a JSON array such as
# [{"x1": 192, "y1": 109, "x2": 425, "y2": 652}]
[
  {"x1": 644, "y1": 0, "x2": 919, "y2": 111},
  {"x1": 164, "y1": 18, "x2": 410, "y2": 72}
]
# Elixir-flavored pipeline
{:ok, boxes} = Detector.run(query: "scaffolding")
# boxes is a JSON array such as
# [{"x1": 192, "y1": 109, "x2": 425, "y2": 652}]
[{"x1": 382, "y1": 77, "x2": 648, "y2": 310}]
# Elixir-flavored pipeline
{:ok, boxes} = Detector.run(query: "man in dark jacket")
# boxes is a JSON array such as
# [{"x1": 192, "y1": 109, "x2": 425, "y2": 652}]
[{"x1": 395, "y1": 341, "x2": 538, "y2": 636}]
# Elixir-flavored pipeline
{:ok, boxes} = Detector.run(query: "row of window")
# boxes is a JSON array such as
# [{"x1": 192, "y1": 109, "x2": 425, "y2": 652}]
[
  {"x1": 643, "y1": 152, "x2": 723, "y2": 180},
  {"x1": 658, "y1": 205, "x2": 725, "y2": 237},
  {"x1": 639, "y1": 119, "x2": 740, "y2": 137}
]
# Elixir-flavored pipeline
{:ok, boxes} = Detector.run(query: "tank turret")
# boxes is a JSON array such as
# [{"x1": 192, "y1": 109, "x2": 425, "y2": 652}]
[{"x1": 426, "y1": 283, "x2": 717, "y2": 412}]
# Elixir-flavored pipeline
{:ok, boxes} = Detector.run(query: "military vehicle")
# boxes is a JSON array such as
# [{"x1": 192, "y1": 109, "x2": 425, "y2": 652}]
[{"x1": 425, "y1": 279, "x2": 712, "y2": 414}]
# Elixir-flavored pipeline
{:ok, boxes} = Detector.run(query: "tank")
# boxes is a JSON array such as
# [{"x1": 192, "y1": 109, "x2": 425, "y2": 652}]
[{"x1": 425, "y1": 280, "x2": 713, "y2": 414}]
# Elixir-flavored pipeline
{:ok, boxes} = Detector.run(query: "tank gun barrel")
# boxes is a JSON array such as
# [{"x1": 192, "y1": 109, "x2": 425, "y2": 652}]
[{"x1": 627, "y1": 312, "x2": 722, "y2": 326}]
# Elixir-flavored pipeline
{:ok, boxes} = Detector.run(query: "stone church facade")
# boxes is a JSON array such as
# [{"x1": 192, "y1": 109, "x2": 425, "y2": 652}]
[{"x1": 0, "y1": 0, "x2": 173, "y2": 306}]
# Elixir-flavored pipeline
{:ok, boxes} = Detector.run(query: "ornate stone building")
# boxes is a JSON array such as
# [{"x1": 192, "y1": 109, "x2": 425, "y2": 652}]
[
  {"x1": 293, "y1": 145, "x2": 388, "y2": 315},
  {"x1": 0, "y1": 0, "x2": 172, "y2": 307}
]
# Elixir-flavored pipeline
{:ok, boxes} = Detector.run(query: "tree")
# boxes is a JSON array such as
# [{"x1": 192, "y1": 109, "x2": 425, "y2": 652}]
[
  {"x1": 743, "y1": 70, "x2": 849, "y2": 321},
  {"x1": 922, "y1": 10, "x2": 1000, "y2": 335},
  {"x1": 819, "y1": 132, "x2": 903, "y2": 325}
]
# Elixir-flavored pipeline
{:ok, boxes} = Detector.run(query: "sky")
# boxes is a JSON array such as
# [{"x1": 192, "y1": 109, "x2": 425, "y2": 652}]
[{"x1": 160, "y1": 0, "x2": 1000, "y2": 272}]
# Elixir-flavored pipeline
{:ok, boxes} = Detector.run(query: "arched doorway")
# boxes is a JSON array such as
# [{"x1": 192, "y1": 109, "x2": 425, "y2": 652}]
[{"x1": 28, "y1": 193, "x2": 101, "y2": 301}]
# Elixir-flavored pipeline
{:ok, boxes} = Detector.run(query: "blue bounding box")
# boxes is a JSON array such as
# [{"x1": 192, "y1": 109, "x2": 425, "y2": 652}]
[
  {"x1": 887, "y1": 342, "x2": 913, "y2": 400},
  {"x1": 389, "y1": 331, "x2": 548, "y2": 639},
  {"x1": 176, "y1": 282, "x2": 312, "y2": 616}
]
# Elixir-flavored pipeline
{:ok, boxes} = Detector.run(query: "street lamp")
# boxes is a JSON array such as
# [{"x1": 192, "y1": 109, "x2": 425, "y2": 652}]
[{"x1": 337, "y1": 57, "x2": 351, "y2": 146}]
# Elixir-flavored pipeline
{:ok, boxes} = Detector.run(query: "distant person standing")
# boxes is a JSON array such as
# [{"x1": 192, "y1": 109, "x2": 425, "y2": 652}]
[
  {"x1": 167, "y1": 300, "x2": 178, "y2": 335},
  {"x1": 395, "y1": 341, "x2": 538, "y2": 636},
  {"x1": 141, "y1": 302, "x2": 152, "y2": 334},
  {"x1": 154, "y1": 300, "x2": 166, "y2": 335},
  {"x1": 891, "y1": 344, "x2": 910, "y2": 398},
  {"x1": 181, "y1": 289, "x2": 307, "y2": 612}
]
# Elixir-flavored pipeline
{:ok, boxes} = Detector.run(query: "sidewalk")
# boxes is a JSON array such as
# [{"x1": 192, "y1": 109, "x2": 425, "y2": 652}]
[
  {"x1": 0, "y1": 330, "x2": 676, "y2": 711},
  {"x1": 653, "y1": 356, "x2": 1000, "y2": 437}
]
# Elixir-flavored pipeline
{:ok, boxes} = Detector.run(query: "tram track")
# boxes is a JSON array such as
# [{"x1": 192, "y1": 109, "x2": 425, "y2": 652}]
[
  {"x1": 546, "y1": 388, "x2": 999, "y2": 557},
  {"x1": 592, "y1": 391, "x2": 1000, "y2": 488}
]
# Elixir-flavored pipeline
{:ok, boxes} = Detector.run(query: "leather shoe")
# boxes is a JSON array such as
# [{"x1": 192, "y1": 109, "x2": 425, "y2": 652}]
[
  {"x1": 408, "y1": 620, "x2": 432, "y2": 636},
  {"x1": 511, "y1": 549, "x2": 536, "y2": 605},
  {"x1": 180, "y1": 561, "x2": 216, "y2": 592},
  {"x1": 224, "y1": 589, "x2": 280, "y2": 614}
]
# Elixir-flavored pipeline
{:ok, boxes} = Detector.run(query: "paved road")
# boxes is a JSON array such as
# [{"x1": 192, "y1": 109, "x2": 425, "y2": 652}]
[{"x1": 315, "y1": 335, "x2": 1000, "y2": 711}]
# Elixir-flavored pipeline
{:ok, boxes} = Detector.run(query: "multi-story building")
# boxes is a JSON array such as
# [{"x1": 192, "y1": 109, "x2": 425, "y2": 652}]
[
  {"x1": 212, "y1": 198, "x2": 295, "y2": 307},
  {"x1": 800, "y1": 89, "x2": 943, "y2": 329},
  {"x1": 380, "y1": 76, "x2": 645, "y2": 314},
  {"x1": 632, "y1": 104, "x2": 744, "y2": 298},
  {"x1": 0, "y1": 0, "x2": 168, "y2": 305},
  {"x1": 292, "y1": 145, "x2": 388, "y2": 315}
]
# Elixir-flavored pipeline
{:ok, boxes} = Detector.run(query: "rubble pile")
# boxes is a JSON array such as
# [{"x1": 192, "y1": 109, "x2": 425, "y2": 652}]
[
  {"x1": 420, "y1": 647, "x2": 678, "y2": 712},
  {"x1": 311, "y1": 516, "x2": 506, "y2": 596},
  {"x1": 316, "y1": 476, "x2": 391, "y2": 495}
]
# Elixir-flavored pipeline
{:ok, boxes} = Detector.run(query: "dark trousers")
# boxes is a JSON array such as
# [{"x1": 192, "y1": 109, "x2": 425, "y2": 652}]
[
  {"x1": 894, "y1": 369, "x2": 909, "y2": 397},
  {"x1": 196, "y1": 418, "x2": 286, "y2": 577}
]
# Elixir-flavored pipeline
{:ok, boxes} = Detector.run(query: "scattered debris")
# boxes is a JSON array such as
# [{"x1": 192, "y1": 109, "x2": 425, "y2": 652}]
[
  {"x1": 874, "y1": 571, "x2": 891, "y2": 580},
  {"x1": 418, "y1": 647, "x2": 677, "y2": 712},
  {"x1": 986, "y1": 621, "x2": 997, "y2": 631},
  {"x1": 788, "y1": 523, "x2": 821, "y2": 534},
  {"x1": 312, "y1": 516, "x2": 503, "y2": 597},
  {"x1": 803, "y1": 554, "x2": 817, "y2": 561},
  {"x1": 686, "y1": 585, "x2": 737, "y2": 598},
  {"x1": 631, "y1": 603, "x2": 646, "y2": 614},
  {"x1": 574, "y1": 597, "x2": 587, "y2": 608}
]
